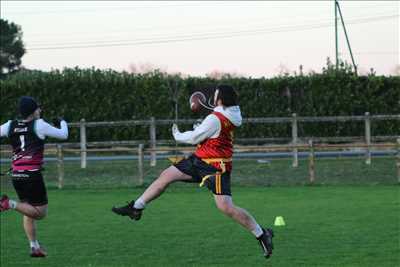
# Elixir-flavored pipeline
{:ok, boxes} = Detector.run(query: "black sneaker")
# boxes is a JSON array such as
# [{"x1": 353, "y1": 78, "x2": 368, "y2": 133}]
[
  {"x1": 111, "y1": 201, "x2": 143, "y2": 221},
  {"x1": 30, "y1": 246, "x2": 47, "y2": 257},
  {"x1": 257, "y1": 228, "x2": 274, "y2": 259}
]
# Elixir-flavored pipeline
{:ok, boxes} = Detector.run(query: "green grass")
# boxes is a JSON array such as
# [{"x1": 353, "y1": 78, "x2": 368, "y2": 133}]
[
  {"x1": 2, "y1": 157, "x2": 398, "y2": 189},
  {"x1": 1, "y1": 186, "x2": 399, "y2": 267},
  {"x1": 1, "y1": 157, "x2": 399, "y2": 266}
]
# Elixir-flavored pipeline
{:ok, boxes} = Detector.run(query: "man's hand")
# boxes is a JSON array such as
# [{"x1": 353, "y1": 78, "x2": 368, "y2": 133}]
[
  {"x1": 172, "y1": 123, "x2": 179, "y2": 137},
  {"x1": 193, "y1": 119, "x2": 202, "y2": 130},
  {"x1": 52, "y1": 117, "x2": 64, "y2": 128}
]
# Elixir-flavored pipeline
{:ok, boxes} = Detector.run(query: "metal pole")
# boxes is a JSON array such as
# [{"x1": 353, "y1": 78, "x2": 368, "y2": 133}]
[
  {"x1": 335, "y1": 0, "x2": 339, "y2": 68},
  {"x1": 173, "y1": 78, "x2": 179, "y2": 161},
  {"x1": 149, "y1": 117, "x2": 156, "y2": 167},
  {"x1": 336, "y1": 0, "x2": 358, "y2": 74},
  {"x1": 80, "y1": 118, "x2": 87, "y2": 169},
  {"x1": 308, "y1": 139, "x2": 315, "y2": 184},
  {"x1": 397, "y1": 138, "x2": 400, "y2": 184},
  {"x1": 138, "y1": 144, "x2": 144, "y2": 186},
  {"x1": 292, "y1": 113, "x2": 298, "y2": 168},
  {"x1": 364, "y1": 112, "x2": 371, "y2": 165},
  {"x1": 57, "y1": 144, "x2": 64, "y2": 189}
]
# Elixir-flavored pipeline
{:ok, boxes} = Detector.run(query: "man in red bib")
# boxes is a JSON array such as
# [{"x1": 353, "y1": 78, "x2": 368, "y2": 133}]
[{"x1": 112, "y1": 85, "x2": 274, "y2": 259}]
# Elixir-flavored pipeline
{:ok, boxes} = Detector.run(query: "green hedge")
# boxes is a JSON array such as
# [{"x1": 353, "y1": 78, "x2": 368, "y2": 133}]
[{"x1": 1, "y1": 63, "x2": 399, "y2": 142}]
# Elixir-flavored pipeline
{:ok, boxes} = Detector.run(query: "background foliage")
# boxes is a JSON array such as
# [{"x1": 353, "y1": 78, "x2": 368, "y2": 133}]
[
  {"x1": 1, "y1": 61, "x2": 399, "y2": 142},
  {"x1": 0, "y1": 19, "x2": 25, "y2": 77}
]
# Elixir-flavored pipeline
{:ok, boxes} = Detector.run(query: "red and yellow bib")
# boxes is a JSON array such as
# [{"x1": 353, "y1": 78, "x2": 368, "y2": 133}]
[{"x1": 195, "y1": 112, "x2": 235, "y2": 172}]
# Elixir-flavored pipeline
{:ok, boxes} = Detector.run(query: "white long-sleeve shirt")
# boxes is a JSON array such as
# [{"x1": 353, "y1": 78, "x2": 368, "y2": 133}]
[
  {"x1": 0, "y1": 119, "x2": 69, "y2": 140},
  {"x1": 173, "y1": 106, "x2": 242, "y2": 145}
]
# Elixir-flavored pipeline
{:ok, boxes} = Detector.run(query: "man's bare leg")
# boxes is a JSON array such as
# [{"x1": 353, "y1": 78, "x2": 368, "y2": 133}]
[
  {"x1": 214, "y1": 194, "x2": 274, "y2": 258},
  {"x1": 139, "y1": 166, "x2": 191, "y2": 204},
  {"x1": 214, "y1": 195, "x2": 262, "y2": 235},
  {"x1": 112, "y1": 166, "x2": 191, "y2": 219},
  {"x1": 0, "y1": 196, "x2": 48, "y2": 257}
]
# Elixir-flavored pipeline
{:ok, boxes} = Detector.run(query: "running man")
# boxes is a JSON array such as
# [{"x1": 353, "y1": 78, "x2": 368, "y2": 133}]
[
  {"x1": 0, "y1": 96, "x2": 69, "y2": 257},
  {"x1": 112, "y1": 85, "x2": 274, "y2": 259}
]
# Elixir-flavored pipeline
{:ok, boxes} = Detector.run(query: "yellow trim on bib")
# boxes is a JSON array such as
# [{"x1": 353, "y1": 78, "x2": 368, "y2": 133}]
[
  {"x1": 201, "y1": 158, "x2": 232, "y2": 173},
  {"x1": 199, "y1": 174, "x2": 213, "y2": 187}
]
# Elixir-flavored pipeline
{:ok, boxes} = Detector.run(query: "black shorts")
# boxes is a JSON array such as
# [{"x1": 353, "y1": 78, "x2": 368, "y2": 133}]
[
  {"x1": 173, "y1": 154, "x2": 231, "y2": 196},
  {"x1": 11, "y1": 171, "x2": 48, "y2": 206}
]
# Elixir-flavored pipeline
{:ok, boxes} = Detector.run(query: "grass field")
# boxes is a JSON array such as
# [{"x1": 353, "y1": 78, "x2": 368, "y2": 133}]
[
  {"x1": 1, "y1": 158, "x2": 399, "y2": 266},
  {"x1": 2, "y1": 156, "x2": 398, "y2": 189}
]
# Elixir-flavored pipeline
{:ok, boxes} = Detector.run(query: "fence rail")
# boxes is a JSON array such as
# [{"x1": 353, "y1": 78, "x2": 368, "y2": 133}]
[
  {"x1": 1, "y1": 114, "x2": 399, "y2": 188},
  {"x1": 1, "y1": 140, "x2": 399, "y2": 189},
  {"x1": 27, "y1": 113, "x2": 400, "y2": 167},
  {"x1": 1, "y1": 142, "x2": 397, "y2": 155},
  {"x1": 67, "y1": 114, "x2": 400, "y2": 127},
  {"x1": 41, "y1": 140, "x2": 400, "y2": 188},
  {"x1": 1, "y1": 135, "x2": 399, "y2": 150}
]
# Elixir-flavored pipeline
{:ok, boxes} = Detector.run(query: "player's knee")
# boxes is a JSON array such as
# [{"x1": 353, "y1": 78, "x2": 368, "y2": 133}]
[
  {"x1": 34, "y1": 213, "x2": 45, "y2": 220},
  {"x1": 157, "y1": 174, "x2": 172, "y2": 186},
  {"x1": 38, "y1": 211, "x2": 47, "y2": 220},
  {"x1": 34, "y1": 208, "x2": 47, "y2": 220},
  {"x1": 35, "y1": 214, "x2": 45, "y2": 220},
  {"x1": 159, "y1": 169, "x2": 179, "y2": 184}
]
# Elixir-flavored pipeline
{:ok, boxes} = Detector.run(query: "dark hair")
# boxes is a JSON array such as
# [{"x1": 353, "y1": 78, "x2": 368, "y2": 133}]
[
  {"x1": 19, "y1": 96, "x2": 38, "y2": 118},
  {"x1": 215, "y1": 84, "x2": 238, "y2": 107}
]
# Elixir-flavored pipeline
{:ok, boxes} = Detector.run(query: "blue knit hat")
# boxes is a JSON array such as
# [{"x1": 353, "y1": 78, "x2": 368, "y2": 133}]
[{"x1": 19, "y1": 96, "x2": 39, "y2": 118}]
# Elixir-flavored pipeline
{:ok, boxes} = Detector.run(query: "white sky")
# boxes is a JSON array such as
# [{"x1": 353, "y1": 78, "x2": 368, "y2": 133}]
[{"x1": 1, "y1": 1, "x2": 399, "y2": 77}]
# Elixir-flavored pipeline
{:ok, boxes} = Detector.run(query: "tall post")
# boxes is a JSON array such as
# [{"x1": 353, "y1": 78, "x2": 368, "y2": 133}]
[
  {"x1": 56, "y1": 144, "x2": 64, "y2": 189},
  {"x1": 80, "y1": 119, "x2": 87, "y2": 169},
  {"x1": 292, "y1": 113, "x2": 299, "y2": 168},
  {"x1": 364, "y1": 112, "x2": 371, "y2": 165},
  {"x1": 336, "y1": 0, "x2": 357, "y2": 74},
  {"x1": 397, "y1": 138, "x2": 400, "y2": 184},
  {"x1": 308, "y1": 139, "x2": 315, "y2": 184},
  {"x1": 149, "y1": 117, "x2": 157, "y2": 167},
  {"x1": 137, "y1": 144, "x2": 144, "y2": 186},
  {"x1": 335, "y1": 0, "x2": 339, "y2": 68}
]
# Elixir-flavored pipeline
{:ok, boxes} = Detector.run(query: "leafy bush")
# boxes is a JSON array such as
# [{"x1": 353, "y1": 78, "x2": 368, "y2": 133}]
[{"x1": 1, "y1": 62, "x2": 398, "y2": 142}]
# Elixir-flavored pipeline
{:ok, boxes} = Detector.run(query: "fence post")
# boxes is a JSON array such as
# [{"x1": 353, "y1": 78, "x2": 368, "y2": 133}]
[
  {"x1": 397, "y1": 138, "x2": 400, "y2": 184},
  {"x1": 292, "y1": 113, "x2": 299, "y2": 167},
  {"x1": 149, "y1": 117, "x2": 157, "y2": 167},
  {"x1": 138, "y1": 144, "x2": 144, "y2": 186},
  {"x1": 364, "y1": 112, "x2": 371, "y2": 165},
  {"x1": 308, "y1": 139, "x2": 315, "y2": 184},
  {"x1": 80, "y1": 118, "x2": 87, "y2": 169},
  {"x1": 56, "y1": 144, "x2": 64, "y2": 189}
]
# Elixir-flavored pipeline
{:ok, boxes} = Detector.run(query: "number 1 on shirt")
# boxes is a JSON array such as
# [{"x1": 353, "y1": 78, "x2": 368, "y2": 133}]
[{"x1": 20, "y1": 135, "x2": 25, "y2": 151}]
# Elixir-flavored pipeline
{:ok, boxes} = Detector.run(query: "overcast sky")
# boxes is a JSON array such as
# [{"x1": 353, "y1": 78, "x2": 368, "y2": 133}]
[{"x1": 1, "y1": 1, "x2": 399, "y2": 77}]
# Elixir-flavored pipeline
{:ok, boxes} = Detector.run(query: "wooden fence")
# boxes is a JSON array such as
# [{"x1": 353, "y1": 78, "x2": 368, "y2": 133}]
[
  {"x1": 2, "y1": 139, "x2": 397, "y2": 189},
  {"x1": 64, "y1": 113, "x2": 399, "y2": 169},
  {"x1": 1, "y1": 114, "x2": 399, "y2": 188}
]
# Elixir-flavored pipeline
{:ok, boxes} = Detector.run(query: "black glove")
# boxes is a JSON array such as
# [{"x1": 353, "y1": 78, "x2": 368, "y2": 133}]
[{"x1": 52, "y1": 117, "x2": 64, "y2": 128}]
